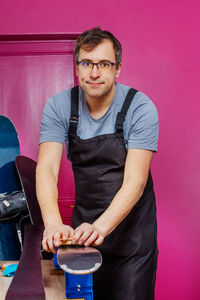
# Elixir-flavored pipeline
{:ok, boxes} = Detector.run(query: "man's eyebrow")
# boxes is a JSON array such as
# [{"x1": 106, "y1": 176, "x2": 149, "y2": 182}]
[
  {"x1": 79, "y1": 59, "x2": 114, "y2": 63},
  {"x1": 78, "y1": 59, "x2": 93, "y2": 62}
]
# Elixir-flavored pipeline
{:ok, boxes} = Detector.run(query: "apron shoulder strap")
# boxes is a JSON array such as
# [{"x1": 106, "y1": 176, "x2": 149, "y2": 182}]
[
  {"x1": 69, "y1": 86, "x2": 79, "y2": 135},
  {"x1": 69, "y1": 86, "x2": 137, "y2": 135},
  {"x1": 115, "y1": 88, "x2": 138, "y2": 133}
]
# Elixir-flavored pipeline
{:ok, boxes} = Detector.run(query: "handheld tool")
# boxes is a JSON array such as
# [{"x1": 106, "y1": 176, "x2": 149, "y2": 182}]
[{"x1": 57, "y1": 238, "x2": 102, "y2": 275}]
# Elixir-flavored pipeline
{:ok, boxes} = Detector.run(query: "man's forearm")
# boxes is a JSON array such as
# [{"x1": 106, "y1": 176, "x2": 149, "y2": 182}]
[
  {"x1": 36, "y1": 166, "x2": 63, "y2": 227},
  {"x1": 93, "y1": 180, "x2": 145, "y2": 238},
  {"x1": 93, "y1": 149, "x2": 153, "y2": 238},
  {"x1": 35, "y1": 142, "x2": 74, "y2": 253}
]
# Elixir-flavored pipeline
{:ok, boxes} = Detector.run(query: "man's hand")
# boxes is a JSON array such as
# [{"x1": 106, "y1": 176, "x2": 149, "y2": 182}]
[
  {"x1": 42, "y1": 223, "x2": 74, "y2": 253},
  {"x1": 72, "y1": 222, "x2": 104, "y2": 247}
]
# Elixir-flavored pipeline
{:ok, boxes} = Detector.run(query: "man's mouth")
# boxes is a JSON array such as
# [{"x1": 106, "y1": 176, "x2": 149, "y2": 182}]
[{"x1": 86, "y1": 81, "x2": 104, "y2": 86}]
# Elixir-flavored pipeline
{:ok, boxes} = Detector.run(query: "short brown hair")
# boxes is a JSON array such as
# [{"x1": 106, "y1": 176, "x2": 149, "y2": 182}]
[{"x1": 74, "y1": 27, "x2": 122, "y2": 68}]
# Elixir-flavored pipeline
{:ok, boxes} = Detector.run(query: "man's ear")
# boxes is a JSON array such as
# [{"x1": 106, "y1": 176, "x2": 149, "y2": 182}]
[
  {"x1": 75, "y1": 64, "x2": 79, "y2": 76},
  {"x1": 115, "y1": 64, "x2": 121, "y2": 79}
]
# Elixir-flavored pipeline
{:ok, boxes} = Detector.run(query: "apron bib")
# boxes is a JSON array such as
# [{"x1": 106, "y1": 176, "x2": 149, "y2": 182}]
[{"x1": 68, "y1": 86, "x2": 158, "y2": 300}]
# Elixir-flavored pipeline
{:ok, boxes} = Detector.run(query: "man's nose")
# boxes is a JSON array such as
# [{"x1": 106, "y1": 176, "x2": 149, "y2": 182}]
[{"x1": 89, "y1": 64, "x2": 100, "y2": 77}]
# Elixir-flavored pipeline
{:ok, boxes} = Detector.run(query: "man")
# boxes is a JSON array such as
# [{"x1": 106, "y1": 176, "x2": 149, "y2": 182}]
[{"x1": 36, "y1": 27, "x2": 159, "y2": 300}]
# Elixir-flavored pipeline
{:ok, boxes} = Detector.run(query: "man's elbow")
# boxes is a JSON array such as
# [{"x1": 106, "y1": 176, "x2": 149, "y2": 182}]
[
  {"x1": 36, "y1": 162, "x2": 58, "y2": 181},
  {"x1": 123, "y1": 177, "x2": 147, "y2": 196},
  {"x1": 35, "y1": 163, "x2": 44, "y2": 180}
]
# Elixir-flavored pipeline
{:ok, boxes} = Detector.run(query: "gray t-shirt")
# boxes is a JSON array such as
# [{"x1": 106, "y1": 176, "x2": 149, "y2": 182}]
[{"x1": 40, "y1": 82, "x2": 159, "y2": 151}]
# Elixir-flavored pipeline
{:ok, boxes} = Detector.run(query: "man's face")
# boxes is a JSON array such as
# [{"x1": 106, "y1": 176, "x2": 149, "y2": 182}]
[{"x1": 76, "y1": 39, "x2": 121, "y2": 101}]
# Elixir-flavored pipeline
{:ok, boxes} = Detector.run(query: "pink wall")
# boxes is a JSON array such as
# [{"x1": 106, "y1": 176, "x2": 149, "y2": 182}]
[{"x1": 1, "y1": 0, "x2": 199, "y2": 299}]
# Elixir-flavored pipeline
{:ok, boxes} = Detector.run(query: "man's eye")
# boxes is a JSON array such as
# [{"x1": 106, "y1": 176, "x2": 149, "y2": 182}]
[
  {"x1": 81, "y1": 62, "x2": 91, "y2": 67},
  {"x1": 100, "y1": 62, "x2": 111, "y2": 68}
]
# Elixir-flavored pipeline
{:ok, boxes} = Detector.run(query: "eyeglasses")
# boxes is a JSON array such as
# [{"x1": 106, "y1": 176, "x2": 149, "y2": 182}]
[{"x1": 77, "y1": 61, "x2": 117, "y2": 71}]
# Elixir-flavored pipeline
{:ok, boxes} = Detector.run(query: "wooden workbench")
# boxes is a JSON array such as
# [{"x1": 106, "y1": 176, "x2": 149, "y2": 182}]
[{"x1": 0, "y1": 260, "x2": 68, "y2": 299}]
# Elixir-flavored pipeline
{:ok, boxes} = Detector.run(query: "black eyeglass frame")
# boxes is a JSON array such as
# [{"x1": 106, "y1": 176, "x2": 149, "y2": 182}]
[{"x1": 77, "y1": 61, "x2": 117, "y2": 70}]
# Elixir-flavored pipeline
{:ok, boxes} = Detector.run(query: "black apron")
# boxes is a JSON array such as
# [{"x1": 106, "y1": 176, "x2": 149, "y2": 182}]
[{"x1": 68, "y1": 86, "x2": 158, "y2": 300}]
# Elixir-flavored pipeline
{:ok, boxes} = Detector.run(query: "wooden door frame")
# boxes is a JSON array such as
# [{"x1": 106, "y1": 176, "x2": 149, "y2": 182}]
[
  {"x1": 0, "y1": 33, "x2": 79, "y2": 41},
  {"x1": 0, "y1": 33, "x2": 79, "y2": 85}
]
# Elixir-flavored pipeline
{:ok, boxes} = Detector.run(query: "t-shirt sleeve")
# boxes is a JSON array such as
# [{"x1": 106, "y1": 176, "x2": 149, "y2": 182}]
[
  {"x1": 127, "y1": 93, "x2": 159, "y2": 152},
  {"x1": 39, "y1": 96, "x2": 68, "y2": 145}
]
